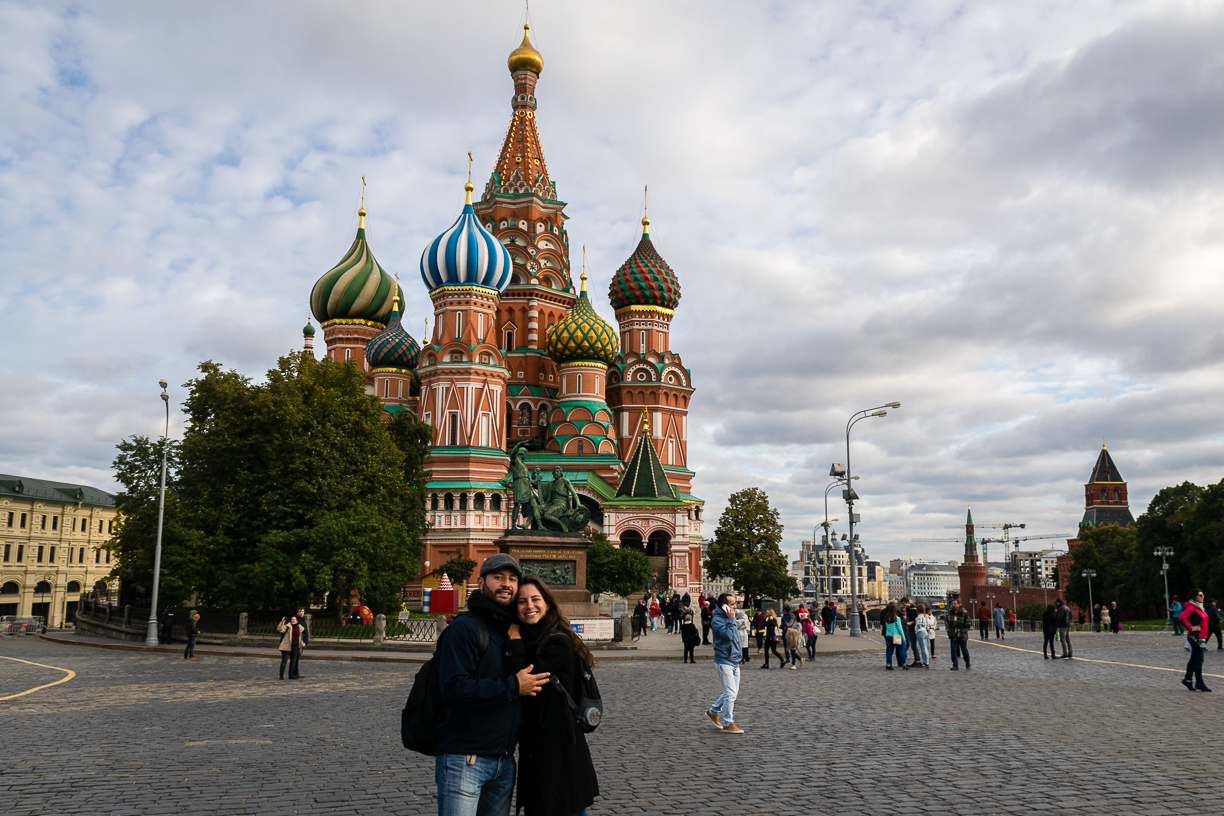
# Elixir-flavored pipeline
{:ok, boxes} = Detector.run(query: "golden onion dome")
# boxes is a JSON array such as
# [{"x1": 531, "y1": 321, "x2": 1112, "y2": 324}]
[{"x1": 508, "y1": 24, "x2": 543, "y2": 75}]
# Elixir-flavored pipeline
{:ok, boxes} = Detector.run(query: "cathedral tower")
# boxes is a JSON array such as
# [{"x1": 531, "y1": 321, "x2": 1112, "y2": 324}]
[
  {"x1": 606, "y1": 215, "x2": 693, "y2": 494},
  {"x1": 365, "y1": 285, "x2": 422, "y2": 416},
  {"x1": 473, "y1": 24, "x2": 575, "y2": 448},
  {"x1": 309, "y1": 202, "x2": 403, "y2": 378}
]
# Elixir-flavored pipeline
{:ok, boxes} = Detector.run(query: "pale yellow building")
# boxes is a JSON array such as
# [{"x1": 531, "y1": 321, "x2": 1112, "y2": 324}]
[{"x1": 0, "y1": 474, "x2": 119, "y2": 627}]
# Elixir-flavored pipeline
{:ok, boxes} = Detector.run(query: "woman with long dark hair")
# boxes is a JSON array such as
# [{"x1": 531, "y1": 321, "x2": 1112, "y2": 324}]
[
  {"x1": 506, "y1": 576, "x2": 600, "y2": 815},
  {"x1": 1180, "y1": 589, "x2": 1211, "y2": 692},
  {"x1": 760, "y1": 608, "x2": 785, "y2": 669},
  {"x1": 882, "y1": 601, "x2": 909, "y2": 670}
]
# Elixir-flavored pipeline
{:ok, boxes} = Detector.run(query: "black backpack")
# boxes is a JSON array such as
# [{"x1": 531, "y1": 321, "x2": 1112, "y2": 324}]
[
  {"x1": 400, "y1": 613, "x2": 488, "y2": 755},
  {"x1": 551, "y1": 655, "x2": 603, "y2": 734}
]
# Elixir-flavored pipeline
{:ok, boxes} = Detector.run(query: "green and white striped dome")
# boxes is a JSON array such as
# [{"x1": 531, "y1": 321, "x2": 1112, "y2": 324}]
[{"x1": 310, "y1": 209, "x2": 401, "y2": 325}]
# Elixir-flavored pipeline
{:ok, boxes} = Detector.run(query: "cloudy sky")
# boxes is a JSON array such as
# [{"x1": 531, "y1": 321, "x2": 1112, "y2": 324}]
[{"x1": 3, "y1": 0, "x2": 1223, "y2": 567}]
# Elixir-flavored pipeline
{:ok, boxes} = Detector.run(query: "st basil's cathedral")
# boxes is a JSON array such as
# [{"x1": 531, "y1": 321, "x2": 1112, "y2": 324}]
[{"x1": 304, "y1": 25, "x2": 705, "y2": 601}]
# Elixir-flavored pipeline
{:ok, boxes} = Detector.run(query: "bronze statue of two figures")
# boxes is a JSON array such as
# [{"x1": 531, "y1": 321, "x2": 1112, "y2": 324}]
[{"x1": 500, "y1": 443, "x2": 591, "y2": 534}]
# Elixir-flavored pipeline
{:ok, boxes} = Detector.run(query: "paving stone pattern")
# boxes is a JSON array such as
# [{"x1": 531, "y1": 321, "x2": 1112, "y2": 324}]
[{"x1": 2, "y1": 632, "x2": 1222, "y2": 815}]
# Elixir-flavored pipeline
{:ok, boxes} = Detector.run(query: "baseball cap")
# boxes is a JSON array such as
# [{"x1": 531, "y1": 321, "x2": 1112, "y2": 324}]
[{"x1": 479, "y1": 553, "x2": 523, "y2": 578}]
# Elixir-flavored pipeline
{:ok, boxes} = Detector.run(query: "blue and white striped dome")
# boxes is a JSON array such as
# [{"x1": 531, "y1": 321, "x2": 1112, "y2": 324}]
[{"x1": 419, "y1": 183, "x2": 512, "y2": 295}]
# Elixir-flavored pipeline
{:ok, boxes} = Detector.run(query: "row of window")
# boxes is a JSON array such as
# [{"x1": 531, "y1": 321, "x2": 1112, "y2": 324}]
[
  {"x1": 2, "y1": 543, "x2": 108, "y2": 565},
  {"x1": 1100, "y1": 488, "x2": 1123, "y2": 501},
  {"x1": 1, "y1": 580, "x2": 90, "y2": 595},
  {"x1": 430, "y1": 492, "x2": 504, "y2": 512},
  {"x1": 4, "y1": 512, "x2": 112, "y2": 534}
]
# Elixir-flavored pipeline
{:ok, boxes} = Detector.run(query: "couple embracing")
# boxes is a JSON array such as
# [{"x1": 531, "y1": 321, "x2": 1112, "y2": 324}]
[{"x1": 434, "y1": 553, "x2": 599, "y2": 816}]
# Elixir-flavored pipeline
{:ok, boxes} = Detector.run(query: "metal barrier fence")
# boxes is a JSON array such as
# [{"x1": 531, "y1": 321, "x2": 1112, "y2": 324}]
[{"x1": 3, "y1": 616, "x2": 45, "y2": 635}]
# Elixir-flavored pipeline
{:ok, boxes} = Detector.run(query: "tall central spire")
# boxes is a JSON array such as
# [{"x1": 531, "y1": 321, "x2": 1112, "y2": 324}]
[{"x1": 484, "y1": 23, "x2": 555, "y2": 201}]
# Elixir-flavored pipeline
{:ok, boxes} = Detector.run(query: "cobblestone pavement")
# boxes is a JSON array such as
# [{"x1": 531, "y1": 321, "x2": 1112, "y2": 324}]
[{"x1": 2, "y1": 631, "x2": 1222, "y2": 815}]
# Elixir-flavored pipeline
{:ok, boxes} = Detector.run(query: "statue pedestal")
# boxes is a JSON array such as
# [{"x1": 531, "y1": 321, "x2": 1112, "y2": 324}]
[{"x1": 496, "y1": 531, "x2": 599, "y2": 618}]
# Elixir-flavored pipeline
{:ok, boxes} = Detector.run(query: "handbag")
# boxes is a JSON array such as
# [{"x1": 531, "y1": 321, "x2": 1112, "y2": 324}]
[{"x1": 891, "y1": 633, "x2": 902, "y2": 645}]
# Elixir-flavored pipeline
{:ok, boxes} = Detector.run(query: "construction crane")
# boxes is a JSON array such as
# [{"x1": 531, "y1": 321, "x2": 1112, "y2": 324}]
[{"x1": 916, "y1": 521, "x2": 1063, "y2": 585}]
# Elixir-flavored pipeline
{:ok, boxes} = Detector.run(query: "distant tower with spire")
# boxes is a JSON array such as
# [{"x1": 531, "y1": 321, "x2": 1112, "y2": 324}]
[
  {"x1": 957, "y1": 506, "x2": 985, "y2": 604},
  {"x1": 1057, "y1": 445, "x2": 1136, "y2": 591}
]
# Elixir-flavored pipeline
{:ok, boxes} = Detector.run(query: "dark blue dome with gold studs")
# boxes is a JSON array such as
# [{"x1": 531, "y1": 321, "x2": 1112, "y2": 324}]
[
  {"x1": 547, "y1": 272, "x2": 619, "y2": 366},
  {"x1": 366, "y1": 297, "x2": 420, "y2": 371}
]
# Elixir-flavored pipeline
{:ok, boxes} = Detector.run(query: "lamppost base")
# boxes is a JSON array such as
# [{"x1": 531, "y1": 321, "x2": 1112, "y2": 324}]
[{"x1": 144, "y1": 618, "x2": 160, "y2": 648}]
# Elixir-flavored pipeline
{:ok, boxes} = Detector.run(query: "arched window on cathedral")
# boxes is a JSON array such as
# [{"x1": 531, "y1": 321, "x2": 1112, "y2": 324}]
[
  {"x1": 491, "y1": 494, "x2": 502, "y2": 512},
  {"x1": 507, "y1": 402, "x2": 513, "y2": 425},
  {"x1": 459, "y1": 493, "x2": 468, "y2": 511},
  {"x1": 1114, "y1": 489, "x2": 1121, "y2": 501},
  {"x1": 538, "y1": 405, "x2": 549, "y2": 426},
  {"x1": 474, "y1": 493, "x2": 486, "y2": 511},
  {"x1": 430, "y1": 494, "x2": 439, "y2": 511},
  {"x1": 443, "y1": 493, "x2": 454, "y2": 511}
]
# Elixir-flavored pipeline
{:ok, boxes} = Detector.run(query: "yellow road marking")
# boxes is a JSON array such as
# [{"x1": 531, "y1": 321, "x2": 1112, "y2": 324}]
[
  {"x1": 976, "y1": 638, "x2": 1224, "y2": 679},
  {"x1": 0, "y1": 654, "x2": 76, "y2": 700}
]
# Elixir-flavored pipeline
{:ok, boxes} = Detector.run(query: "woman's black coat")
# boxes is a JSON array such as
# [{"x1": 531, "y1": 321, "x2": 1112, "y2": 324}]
[{"x1": 506, "y1": 631, "x2": 599, "y2": 816}]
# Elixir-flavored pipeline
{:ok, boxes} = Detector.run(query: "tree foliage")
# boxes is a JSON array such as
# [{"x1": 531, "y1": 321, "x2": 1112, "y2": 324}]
[
  {"x1": 1062, "y1": 479, "x2": 1224, "y2": 615},
  {"x1": 703, "y1": 487, "x2": 798, "y2": 605},
  {"x1": 110, "y1": 354, "x2": 432, "y2": 615},
  {"x1": 432, "y1": 548, "x2": 478, "y2": 586},
  {"x1": 585, "y1": 531, "x2": 651, "y2": 598}
]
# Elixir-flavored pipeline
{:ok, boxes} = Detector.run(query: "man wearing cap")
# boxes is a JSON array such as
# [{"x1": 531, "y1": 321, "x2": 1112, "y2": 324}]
[{"x1": 435, "y1": 553, "x2": 551, "y2": 816}]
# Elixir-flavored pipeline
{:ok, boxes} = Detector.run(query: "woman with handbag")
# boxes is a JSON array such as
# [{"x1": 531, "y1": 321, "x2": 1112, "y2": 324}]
[
  {"x1": 1180, "y1": 589, "x2": 1212, "y2": 692},
  {"x1": 913, "y1": 603, "x2": 931, "y2": 668},
  {"x1": 761, "y1": 609, "x2": 785, "y2": 669},
  {"x1": 506, "y1": 576, "x2": 600, "y2": 816},
  {"x1": 784, "y1": 620, "x2": 802, "y2": 669},
  {"x1": 882, "y1": 602, "x2": 909, "y2": 670},
  {"x1": 752, "y1": 610, "x2": 765, "y2": 654},
  {"x1": 802, "y1": 615, "x2": 818, "y2": 661},
  {"x1": 922, "y1": 606, "x2": 937, "y2": 663},
  {"x1": 276, "y1": 614, "x2": 304, "y2": 680}
]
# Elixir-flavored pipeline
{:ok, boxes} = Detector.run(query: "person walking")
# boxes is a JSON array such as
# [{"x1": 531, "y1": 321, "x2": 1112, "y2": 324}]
[
  {"x1": 505, "y1": 576, "x2": 601, "y2": 816},
  {"x1": 820, "y1": 601, "x2": 832, "y2": 635},
  {"x1": 435, "y1": 554, "x2": 551, "y2": 816},
  {"x1": 761, "y1": 609, "x2": 785, "y2": 669},
  {"x1": 1180, "y1": 589, "x2": 1211, "y2": 692},
  {"x1": 977, "y1": 603, "x2": 990, "y2": 640},
  {"x1": 992, "y1": 604, "x2": 1006, "y2": 640},
  {"x1": 680, "y1": 613, "x2": 700, "y2": 663},
  {"x1": 1007, "y1": 608, "x2": 1016, "y2": 632},
  {"x1": 752, "y1": 609, "x2": 765, "y2": 654},
  {"x1": 859, "y1": 603, "x2": 868, "y2": 634},
  {"x1": 1056, "y1": 597, "x2": 1073, "y2": 659},
  {"x1": 735, "y1": 605, "x2": 751, "y2": 664},
  {"x1": 649, "y1": 596, "x2": 660, "y2": 631},
  {"x1": 700, "y1": 602, "x2": 713, "y2": 646},
  {"x1": 159, "y1": 605, "x2": 176, "y2": 645},
  {"x1": 633, "y1": 599, "x2": 649, "y2": 639},
  {"x1": 802, "y1": 614, "x2": 818, "y2": 661},
  {"x1": 784, "y1": 620, "x2": 802, "y2": 669},
  {"x1": 882, "y1": 602, "x2": 909, "y2": 670},
  {"x1": 1110, "y1": 601, "x2": 1123, "y2": 634},
  {"x1": 277, "y1": 614, "x2": 304, "y2": 680},
  {"x1": 706, "y1": 594, "x2": 745, "y2": 734},
  {"x1": 1041, "y1": 604, "x2": 1058, "y2": 659},
  {"x1": 1208, "y1": 600, "x2": 1223, "y2": 650},
  {"x1": 829, "y1": 602, "x2": 838, "y2": 634},
  {"x1": 1171, "y1": 596, "x2": 1184, "y2": 635},
  {"x1": 1100, "y1": 604, "x2": 1112, "y2": 635},
  {"x1": 1092, "y1": 604, "x2": 1102, "y2": 633},
  {"x1": 946, "y1": 599, "x2": 971, "y2": 671},
  {"x1": 913, "y1": 603, "x2": 931, "y2": 668},
  {"x1": 183, "y1": 612, "x2": 199, "y2": 661},
  {"x1": 905, "y1": 598, "x2": 921, "y2": 666}
]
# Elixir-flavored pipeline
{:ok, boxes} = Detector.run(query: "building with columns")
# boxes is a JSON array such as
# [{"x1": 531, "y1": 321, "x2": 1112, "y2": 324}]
[
  {"x1": 305, "y1": 24, "x2": 705, "y2": 602},
  {"x1": 0, "y1": 474, "x2": 119, "y2": 627}
]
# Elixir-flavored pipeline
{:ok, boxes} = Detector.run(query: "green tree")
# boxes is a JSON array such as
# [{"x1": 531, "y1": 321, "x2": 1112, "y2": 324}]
[
  {"x1": 432, "y1": 548, "x2": 478, "y2": 586},
  {"x1": 108, "y1": 435, "x2": 199, "y2": 609},
  {"x1": 703, "y1": 487, "x2": 798, "y2": 606},
  {"x1": 112, "y1": 353, "x2": 431, "y2": 616},
  {"x1": 585, "y1": 531, "x2": 651, "y2": 598},
  {"x1": 1184, "y1": 479, "x2": 1224, "y2": 601},
  {"x1": 1065, "y1": 524, "x2": 1137, "y2": 611},
  {"x1": 1133, "y1": 481, "x2": 1203, "y2": 614}
]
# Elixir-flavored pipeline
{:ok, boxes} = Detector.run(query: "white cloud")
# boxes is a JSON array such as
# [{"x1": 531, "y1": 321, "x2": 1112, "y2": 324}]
[{"x1": 1, "y1": 0, "x2": 1222, "y2": 569}]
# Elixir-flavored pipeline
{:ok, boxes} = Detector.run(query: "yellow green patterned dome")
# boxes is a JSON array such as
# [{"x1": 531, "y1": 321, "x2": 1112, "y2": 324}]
[{"x1": 547, "y1": 273, "x2": 619, "y2": 366}]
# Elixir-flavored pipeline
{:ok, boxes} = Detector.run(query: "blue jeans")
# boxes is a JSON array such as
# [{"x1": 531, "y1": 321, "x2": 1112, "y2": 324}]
[
  {"x1": 950, "y1": 639, "x2": 970, "y2": 667},
  {"x1": 435, "y1": 754, "x2": 515, "y2": 816},
  {"x1": 710, "y1": 662, "x2": 739, "y2": 725},
  {"x1": 915, "y1": 630, "x2": 930, "y2": 665},
  {"x1": 886, "y1": 637, "x2": 907, "y2": 666}
]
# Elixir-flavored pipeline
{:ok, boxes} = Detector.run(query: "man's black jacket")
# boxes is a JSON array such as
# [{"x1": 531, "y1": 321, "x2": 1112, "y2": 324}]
[{"x1": 436, "y1": 603, "x2": 521, "y2": 757}]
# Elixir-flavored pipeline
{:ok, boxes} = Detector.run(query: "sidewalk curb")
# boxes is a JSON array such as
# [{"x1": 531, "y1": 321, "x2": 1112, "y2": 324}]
[{"x1": 40, "y1": 632, "x2": 882, "y2": 661}]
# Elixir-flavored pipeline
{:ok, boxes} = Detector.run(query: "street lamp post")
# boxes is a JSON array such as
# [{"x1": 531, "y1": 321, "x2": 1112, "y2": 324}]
[
  {"x1": 1082, "y1": 570, "x2": 1097, "y2": 633},
  {"x1": 1009, "y1": 586, "x2": 1020, "y2": 631},
  {"x1": 145, "y1": 379, "x2": 170, "y2": 648},
  {"x1": 1154, "y1": 548, "x2": 1174, "y2": 632},
  {"x1": 842, "y1": 401, "x2": 900, "y2": 637}
]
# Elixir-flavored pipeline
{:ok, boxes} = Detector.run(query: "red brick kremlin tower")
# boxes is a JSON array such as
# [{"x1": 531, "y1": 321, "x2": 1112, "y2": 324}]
[
  {"x1": 1057, "y1": 446, "x2": 1135, "y2": 591},
  {"x1": 957, "y1": 506, "x2": 986, "y2": 603}
]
